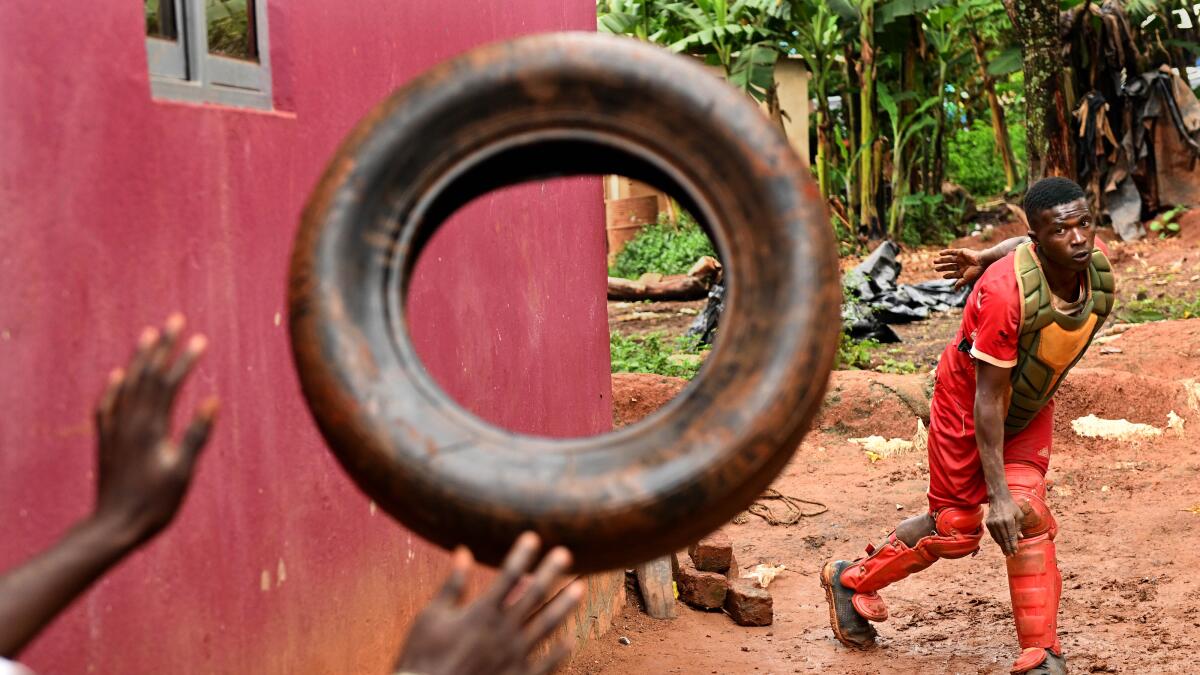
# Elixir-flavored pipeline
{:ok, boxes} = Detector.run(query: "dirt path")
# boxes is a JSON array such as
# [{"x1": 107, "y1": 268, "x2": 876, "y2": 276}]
[{"x1": 573, "y1": 321, "x2": 1200, "y2": 674}]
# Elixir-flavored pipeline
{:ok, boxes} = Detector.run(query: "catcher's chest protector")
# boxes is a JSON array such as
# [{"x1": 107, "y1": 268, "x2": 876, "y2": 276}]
[{"x1": 1005, "y1": 242, "x2": 1115, "y2": 433}]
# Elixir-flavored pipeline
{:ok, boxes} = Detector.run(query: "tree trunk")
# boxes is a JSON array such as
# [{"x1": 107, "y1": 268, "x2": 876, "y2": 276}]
[
  {"x1": 844, "y1": 42, "x2": 861, "y2": 219},
  {"x1": 815, "y1": 88, "x2": 831, "y2": 201},
  {"x1": 1004, "y1": 0, "x2": 1074, "y2": 181},
  {"x1": 970, "y1": 30, "x2": 1019, "y2": 191},
  {"x1": 858, "y1": 0, "x2": 877, "y2": 235}
]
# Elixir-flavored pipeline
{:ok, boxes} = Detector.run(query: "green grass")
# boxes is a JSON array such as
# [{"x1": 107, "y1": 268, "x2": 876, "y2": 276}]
[
  {"x1": 609, "y1": 211, "x2": 717, "y2": 279},
  {"x1": 609, "y1": 331, "x2": 706, "y2": 379},
  {"x1": 1114, "y1": 293, "x2": 1200, "y2": 323}
]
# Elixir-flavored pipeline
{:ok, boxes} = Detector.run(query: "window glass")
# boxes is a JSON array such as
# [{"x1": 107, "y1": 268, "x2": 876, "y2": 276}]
[
  {"x1": 206, "y1": 0, "x2": 258, "y2": 61},
  {"x1": 146, "y1": 0, "x2": 178, "y2": 40}
]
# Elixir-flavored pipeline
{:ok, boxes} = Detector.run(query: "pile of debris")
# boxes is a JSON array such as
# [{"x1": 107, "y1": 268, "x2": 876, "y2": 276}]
[
  {"x1": 842, "y1": 241, "x2": 969, "y2": 343},
  {"x1": 672, "y1": 532, "x2": 774, "y2": 627}
]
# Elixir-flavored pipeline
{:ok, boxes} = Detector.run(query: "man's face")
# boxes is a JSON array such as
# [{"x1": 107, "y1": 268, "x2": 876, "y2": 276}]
[{"x1": 1029, "y1": 197, "x2": 1095, "y2": 273}]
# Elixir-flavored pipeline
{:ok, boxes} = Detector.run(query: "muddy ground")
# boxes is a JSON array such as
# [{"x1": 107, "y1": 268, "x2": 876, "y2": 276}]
[{"x1": 583, "y1": 222, "x2": 1200, "y2": 674}]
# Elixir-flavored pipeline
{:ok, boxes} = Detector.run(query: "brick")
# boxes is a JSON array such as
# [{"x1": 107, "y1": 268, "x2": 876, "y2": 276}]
[
  {"x1": 724, "y1": 578, "x2": 772, "y2": 626},
  {"x1": 688, "y1": 533, "x2": 734, "y2": 573},
  {"x1": 674, "y1": 556, "x2": 727, "y2": 610}
]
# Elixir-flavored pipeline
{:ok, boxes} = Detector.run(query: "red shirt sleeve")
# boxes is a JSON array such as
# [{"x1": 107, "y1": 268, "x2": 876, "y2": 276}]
[
  {"x1": 968, "y1": 270, "x2": 1021, "y2": 368},
  {"x1": 1095, "y1": 238, "x2": 1111, "y2": 257}
]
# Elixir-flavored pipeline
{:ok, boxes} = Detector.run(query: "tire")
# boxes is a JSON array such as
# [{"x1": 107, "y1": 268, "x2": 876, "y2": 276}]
[{"x1": 288, "y1": 32, "x2": 841, "y2": 572}]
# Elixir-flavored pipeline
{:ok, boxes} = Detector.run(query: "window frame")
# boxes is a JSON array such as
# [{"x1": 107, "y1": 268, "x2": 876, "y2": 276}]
[{"x1": 145, "y1": 0, "x2": 273, "y2": 110}]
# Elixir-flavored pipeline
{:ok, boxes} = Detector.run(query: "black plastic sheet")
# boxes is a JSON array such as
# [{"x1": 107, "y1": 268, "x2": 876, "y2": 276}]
[{"x1": 842, "y1": 241, "x2": 969, "y2": 342}]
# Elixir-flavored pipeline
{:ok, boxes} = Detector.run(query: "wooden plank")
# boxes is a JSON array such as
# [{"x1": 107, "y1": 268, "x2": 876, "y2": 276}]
[{"x1": 635, "y1": 555, "x2": 677, "y2": 619}]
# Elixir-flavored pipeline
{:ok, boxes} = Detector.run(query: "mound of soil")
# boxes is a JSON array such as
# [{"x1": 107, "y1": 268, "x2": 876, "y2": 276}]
[
  {"x1": 610, "y1": 373, "x2": 688, "y2": 428},
  {"x1": 815, "y1": 370, "x2": 932, "y2": 439},
  {"x1": 1053, "y1": 368, "x2": 1194, "y2": 436},
  {"x1": 1079, "y1": 318, "x2": 1200, "y2": 379}
]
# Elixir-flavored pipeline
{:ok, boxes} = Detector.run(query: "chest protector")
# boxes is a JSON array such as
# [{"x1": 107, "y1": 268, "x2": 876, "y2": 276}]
[{"x1": 1005, "y1": 242, "x2": 1115, "y2": 434}]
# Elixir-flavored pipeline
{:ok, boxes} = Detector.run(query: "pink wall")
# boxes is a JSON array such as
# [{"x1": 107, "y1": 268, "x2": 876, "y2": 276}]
[{"x1": 0, "y1": 2, "x2": 610, "y2": 673}]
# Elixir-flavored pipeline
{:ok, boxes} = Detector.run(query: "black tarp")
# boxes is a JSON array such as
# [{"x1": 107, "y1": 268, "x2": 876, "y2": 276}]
[{"x1": 688, "y1": 241, "x2": 968, "y2": 346}]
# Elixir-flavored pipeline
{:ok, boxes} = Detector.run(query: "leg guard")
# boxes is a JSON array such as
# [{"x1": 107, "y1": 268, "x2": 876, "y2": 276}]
[
  {"x1": 838, "y1": 506, "x2": 984, "y2": 622},
  {"x1": 1004, "y1": 464, "x2": 1062, "y2": 673}
]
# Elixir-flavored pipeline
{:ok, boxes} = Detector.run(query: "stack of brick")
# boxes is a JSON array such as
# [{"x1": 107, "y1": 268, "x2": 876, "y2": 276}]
[{"x1": 672, "y1": 532, "x2": 773, "y2": 626}]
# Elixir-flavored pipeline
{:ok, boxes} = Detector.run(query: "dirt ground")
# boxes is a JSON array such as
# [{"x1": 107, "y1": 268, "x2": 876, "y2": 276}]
[{"x1": 586, "y1": 265, "x2": 1200, "y2": 671}]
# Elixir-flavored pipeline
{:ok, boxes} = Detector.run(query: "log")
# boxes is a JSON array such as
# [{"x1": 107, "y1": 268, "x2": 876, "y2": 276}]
[{"x1": 635, "y1": 555, "x2": 677, "y2": 619}]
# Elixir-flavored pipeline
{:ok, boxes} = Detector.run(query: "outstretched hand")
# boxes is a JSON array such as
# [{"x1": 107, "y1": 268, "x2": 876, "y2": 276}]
[
  {"x1": 934, "y1": 248, "x2": 985, "y2": 290},
  {"x1": 0, "y1": 314, "x2": 217, "y2": 658},
  {"x1": 394, "y1": 533, "x2": 584, "y2": 675},
  {"x1": 94, "y1": 313, "x2": 217, "y2": 545}
]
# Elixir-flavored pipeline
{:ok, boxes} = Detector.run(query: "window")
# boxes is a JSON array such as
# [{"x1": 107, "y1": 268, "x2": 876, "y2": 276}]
[{"x1": 145, "y1": 0, "x2": 272, "y2": 110}]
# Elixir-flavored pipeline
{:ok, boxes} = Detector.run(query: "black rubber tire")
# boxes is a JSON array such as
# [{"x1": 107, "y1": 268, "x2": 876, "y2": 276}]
[{"x1": 288, "y1": 32, "x2": 841, "y2": 572}]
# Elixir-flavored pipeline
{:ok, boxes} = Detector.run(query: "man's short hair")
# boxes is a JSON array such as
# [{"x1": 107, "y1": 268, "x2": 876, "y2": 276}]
[{"x1": 1023, "y1": 177, "x2": 1086, "y2": 226}]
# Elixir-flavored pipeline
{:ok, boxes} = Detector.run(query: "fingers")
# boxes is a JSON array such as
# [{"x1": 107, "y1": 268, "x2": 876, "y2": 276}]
[
  {"x1": 178, "y1": 397, "x2": 219, "y2": 469},
  {"x1": 146, "y1": 313, "x2": 186, "y2": 380},
  {"x1": 118, "y1": 326, "x2": 162, "y2": 409},
  {"x1": 432, "y1": 546, "x2": 473, "y2": 606},
  {"x1": 528, "y1": 640, "x2": 572, "y2": 675},
  {"x1": 164, "y1": 334, "x2": 208, "y2": 394},
  {"x1": 522, "y1": 581, "x2": 584, "y2": 651},
  {"x1": 484, "y1": 532, "x2": 541, "y2": 606},
  {"x1": 509, "y1": 546, "x2": 573, "y2": 620},
  {"x1": 95, "y1": 368, "x2": 125, "y2": 434},
  {"x1": 953, "y1": 277, "x2": 970, "y2": 290}
]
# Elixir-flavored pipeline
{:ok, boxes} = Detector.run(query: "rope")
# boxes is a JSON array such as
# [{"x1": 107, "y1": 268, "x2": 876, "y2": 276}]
[{"x1": 732, "y1": 489, "x2": 828, "y2": 526}]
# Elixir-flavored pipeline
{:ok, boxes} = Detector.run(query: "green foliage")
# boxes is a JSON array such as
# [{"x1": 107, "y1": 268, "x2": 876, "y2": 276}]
[
  {"x1": 876, "y1": 356, "x2": 919, "y2": 374},
  {"x1": 1115, "y1": 293, "x2": 1200, "y2": 324},
  {"x1": 948, "y1": 118, "x2": 1028, "y2": 198},
  {"x1": 609, "y1": 212, "x2": 717, "y2": 279},
  {"x1": 206, "y1": 0, "x2": 252, "y2": 58},
  {"x1": 1148, "y1": 206, "x2": 1188, "y2": 238},
  {"x1": 610, "y1": 331, "x2": 705, "y2": 379},
  {"x1": 897, "y1": 193, "x2": 962, "y2": 246},
  {"x1": 837, "y1": 333, "x2": 880, "y2": 370}
]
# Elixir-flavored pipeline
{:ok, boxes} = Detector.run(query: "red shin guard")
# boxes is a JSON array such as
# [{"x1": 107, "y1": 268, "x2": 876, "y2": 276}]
[
  {"x1": 839, "y1": 506, "x2": 984, "y2": 621},
  {"x1": 1005, "y1": 464, "x2": 1062, "y2": 672}
]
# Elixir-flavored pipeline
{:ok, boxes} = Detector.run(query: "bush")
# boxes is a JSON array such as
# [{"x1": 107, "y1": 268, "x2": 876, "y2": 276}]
[
  {"x1": 947, "y1": 119, "x2": 1027, "y2": 199},
  {"x1": 609, "y1": 331, "x2": 705, "y2": 379},
  {"x1": 609, "y1": 211, "x2": 717, "y2": 279}
]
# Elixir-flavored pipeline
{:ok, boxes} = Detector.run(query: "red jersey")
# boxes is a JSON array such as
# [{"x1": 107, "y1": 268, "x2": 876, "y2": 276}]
[{"x1": 926, "y1": 239, "x2": 1110, "y2": 511}]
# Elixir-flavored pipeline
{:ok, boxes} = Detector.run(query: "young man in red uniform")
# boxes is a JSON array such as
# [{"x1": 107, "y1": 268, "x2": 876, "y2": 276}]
[{"x1": 820, "y1": 177, "x2": 1115, "y2": 675}]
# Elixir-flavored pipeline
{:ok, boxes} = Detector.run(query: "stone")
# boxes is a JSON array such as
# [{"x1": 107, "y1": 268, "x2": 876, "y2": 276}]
[
  {"x1": 674, "y1": 556, "x2": 728, "y2": 610},
  {"x1": 724, "y1": 578, "x2": 772, "y2": 626},
  {"x1": 688, "y1": 533, "x2": 734, "y2": 573}
]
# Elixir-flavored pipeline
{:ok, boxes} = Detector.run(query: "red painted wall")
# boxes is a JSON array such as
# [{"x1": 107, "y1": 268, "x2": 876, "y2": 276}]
[{"x1": 0, "y1": 2, "x2": 610, "y2": 673}]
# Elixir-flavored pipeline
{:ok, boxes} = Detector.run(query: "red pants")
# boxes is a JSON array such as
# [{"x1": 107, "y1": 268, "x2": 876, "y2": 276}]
[{"x1": 926, "y1": 387, "x2": 1054, "y2": 512}]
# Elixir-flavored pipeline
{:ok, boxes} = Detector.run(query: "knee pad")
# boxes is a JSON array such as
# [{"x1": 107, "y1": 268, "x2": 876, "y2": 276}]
[
  {"x1": 840, "y1": 506, "x2": 985, "y2": 600},
  {"x1": 1006, "y1": 464, "x2": 1056, "y2": 540},
  {"x1": 927, "y1": 505, "x2": 986, "y2": 558}
]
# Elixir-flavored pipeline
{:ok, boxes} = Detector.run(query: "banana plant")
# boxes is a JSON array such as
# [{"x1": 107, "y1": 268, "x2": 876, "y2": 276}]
[
  {"x1": 659, "y1": 0, "x2": 790, "y2": 102},
  {"x1": 597, "y1": 0, "x2": 669, "y2": 42},
  {"x1": 878, "y1": 83, "x2": 939, "y2": 238},
  {"x1": 791, "y1": 1, "x2": 843, "y2": 200}
]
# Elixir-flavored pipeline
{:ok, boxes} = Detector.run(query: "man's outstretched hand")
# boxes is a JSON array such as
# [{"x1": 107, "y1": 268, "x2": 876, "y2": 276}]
[
  {"x1": 934, "y1": 248, "x2": 985, "y2": 290},
  {"x1": 94, "y1": 314, "x2": 218, "y2": 546},
  {"x1": 394, "y1": 533, "x2": 585, "y2": 675},
  {"x1": 0, "y1": 314, "x2": 217, "y2": 658}
]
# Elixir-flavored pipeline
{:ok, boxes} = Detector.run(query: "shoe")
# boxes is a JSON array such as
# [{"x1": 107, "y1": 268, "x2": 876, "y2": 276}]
[
  {"x1": 1012, "y1": 647, "x2": 1066, "y2": 674},
  {"x1": 820, "y1": 559, "x2": 877, "y2": 649}
]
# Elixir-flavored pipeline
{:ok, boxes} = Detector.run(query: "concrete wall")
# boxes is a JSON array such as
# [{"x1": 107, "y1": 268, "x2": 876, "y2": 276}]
[{"x1": 0, "y1": 2, "x2": 614, "y2": 673}]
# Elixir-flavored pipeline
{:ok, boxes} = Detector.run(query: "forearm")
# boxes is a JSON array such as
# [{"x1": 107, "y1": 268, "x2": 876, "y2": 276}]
[
  {"x1": 0, "y1": 514, "x2": 139, "y2": 657},
  {"x1": 974, "y1": 393, "x2": 1011, "y2": 501},
  {"x1": 981, "y1": 236, "x2": 1029, "y2": 266}
]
